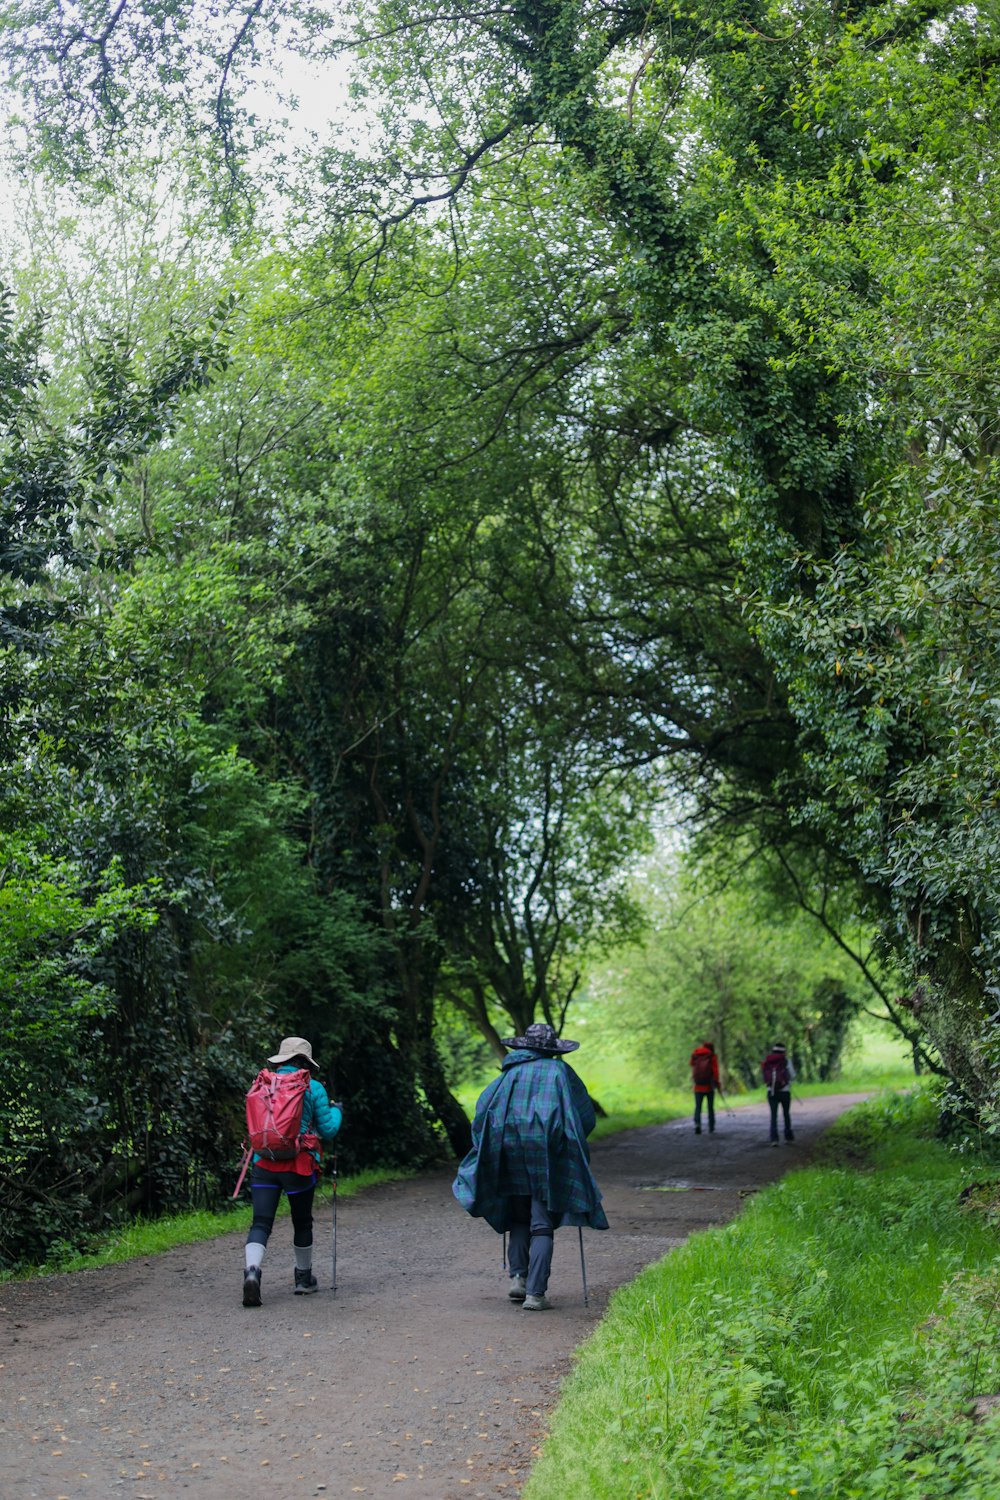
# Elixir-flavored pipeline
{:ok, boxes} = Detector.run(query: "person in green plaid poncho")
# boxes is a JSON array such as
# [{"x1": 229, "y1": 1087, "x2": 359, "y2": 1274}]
[{"x1": 453, "y1": 1022, "x2": 608, "y2": 1310}]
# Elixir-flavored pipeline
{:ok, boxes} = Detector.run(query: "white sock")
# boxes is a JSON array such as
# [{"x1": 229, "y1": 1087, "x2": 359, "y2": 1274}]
[
  {"x1": 245, "y1": 1243, "x2": 265, "y2": 1271},
  {"x1": 294, "y1": 1246, "x2": 313, "y2": 1272}
]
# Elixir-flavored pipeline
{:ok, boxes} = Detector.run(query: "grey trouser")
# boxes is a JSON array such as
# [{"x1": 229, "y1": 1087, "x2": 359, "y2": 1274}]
[{"x1": 508, "y1": 1195, "x2": 557, "y2": 1295}]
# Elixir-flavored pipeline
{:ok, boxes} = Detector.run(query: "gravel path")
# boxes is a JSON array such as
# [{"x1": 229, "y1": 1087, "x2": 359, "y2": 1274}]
[{"x1": 0, "y1": 1093, "x2": 865, "y2": 1500}]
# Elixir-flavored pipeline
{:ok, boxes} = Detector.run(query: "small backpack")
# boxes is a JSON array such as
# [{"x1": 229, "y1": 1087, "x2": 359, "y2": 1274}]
[
  {"x1": 245, "y1": 1068, "x2": 311, "y2": 1160},
  {"x1": 764, "y1": 1055, "x2": 790, "y2": 1091},
  {"x1": 692, "y1": 1051, "x2": 714, "y2": 1087}
]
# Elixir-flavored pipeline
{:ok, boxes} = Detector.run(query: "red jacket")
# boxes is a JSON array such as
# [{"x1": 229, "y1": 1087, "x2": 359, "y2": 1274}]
[{"x1": 690, "y1": 1046, "x2": 720, "y2": 1093}]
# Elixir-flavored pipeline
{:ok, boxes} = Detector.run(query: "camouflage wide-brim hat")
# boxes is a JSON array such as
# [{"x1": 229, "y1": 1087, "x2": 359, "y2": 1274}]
[{"x1": 500, "y1": 1022, "x2": 579, "y2": 1054}]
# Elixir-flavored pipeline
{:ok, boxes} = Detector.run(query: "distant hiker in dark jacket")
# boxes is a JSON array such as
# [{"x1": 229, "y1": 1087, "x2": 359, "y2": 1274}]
[
  {"x1": 453, "y1": 1022, "x2": 608, "y2": 1311},
  {"x1": 690, "y1": 1040, "x2": 720, "y2": 1134},
  {"x1": 762, "y1": 1042, "x2": 795, "y2": 1146},
  {"x1": 242, "y1": 1037, "x2": 342, "y2": 1307}
]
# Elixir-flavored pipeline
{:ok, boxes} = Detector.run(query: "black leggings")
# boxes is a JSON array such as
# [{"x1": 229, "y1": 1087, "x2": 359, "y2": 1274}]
[
  {"x1": 769, "y1": 1090, "x2": 793, "y2": 1141},
  {"x1": 247, "y1": 1165, "x2": 316, "y2": 1248},
  {"x1": 694, "y1": 1091, "x2": 715, "y2": 1130}
]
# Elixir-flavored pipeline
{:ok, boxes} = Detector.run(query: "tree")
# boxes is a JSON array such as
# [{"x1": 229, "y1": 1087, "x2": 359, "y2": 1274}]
[
  {"x1": 0, "y1": 250, "x2": 260, "y2": 1257},
  {"x1": 437, "y1": 683, "x2": 655, "y2": 1057},
  {"x1": 595, "y1": 841, "x2": 881, "y2": 1091},
  {"x1": 297, "y1": 0, "x2": 1000, "y2": 1111}
]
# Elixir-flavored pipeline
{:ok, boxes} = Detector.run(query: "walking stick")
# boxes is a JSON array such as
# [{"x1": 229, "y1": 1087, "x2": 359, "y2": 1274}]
[
  {"x1": 331, "y1": 1151, "x2": 338, "y2": 1295},
  {"x1": 578, "y1": 1226, "x2": 589, "y2": 1307}
]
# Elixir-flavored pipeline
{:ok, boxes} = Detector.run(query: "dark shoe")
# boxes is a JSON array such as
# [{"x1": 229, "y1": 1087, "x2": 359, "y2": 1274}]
[
  {"x1": 770, "y1": 1140, "x2": 779, "y2": 1148},
  {"x1": 294, "y1": 1268, "x2": 319, "y2": 1295},
  {"x1": 508, "y1": 1275, "x2": 527, "y2": 1302},
  {"x1": 242, "y1": 1267, "x2": 262, "y2": 1307},
  {"x1": 523, "y1": 1294, "x2": 552, "y2": 1311},
  {"x1": 785, "y1": 1133, "x2": 795, "y2": 1142},
  {"x1": 694, "y1": 1126, "x2": 701, "y2": 1135}
]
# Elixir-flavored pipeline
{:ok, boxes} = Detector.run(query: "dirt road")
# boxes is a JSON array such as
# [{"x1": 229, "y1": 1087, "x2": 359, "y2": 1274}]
[{"x1": 0, "y1": 1094, "x2": 863, "y2": 1500}]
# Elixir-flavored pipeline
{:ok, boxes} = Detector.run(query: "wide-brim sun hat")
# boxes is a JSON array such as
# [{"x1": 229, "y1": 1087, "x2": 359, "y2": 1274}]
[
  {"x1": 268, "y1": 1036, "x2": 320, "y2": 1071},
  {"x1": 501, "y1": 1021, "x2": 579, "y2": 1054}
]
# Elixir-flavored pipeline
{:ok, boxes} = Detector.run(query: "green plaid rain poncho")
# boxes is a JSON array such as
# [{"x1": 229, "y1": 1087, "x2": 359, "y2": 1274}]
[{"x1": 453, "y1": 1049, "x2": 609, "y2": 1232}]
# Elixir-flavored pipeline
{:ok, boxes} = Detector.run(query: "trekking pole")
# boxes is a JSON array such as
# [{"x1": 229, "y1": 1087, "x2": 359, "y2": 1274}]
[
  {"x1": 578, "y1": 1227, "x2": 589, "y2": 1308},
  {"x1": 502, "y1": 1231, "x2": 507, "y2": 1272},
  {"x1": 331, "y1": 1151, "x2": 338, "y2": 1295}
]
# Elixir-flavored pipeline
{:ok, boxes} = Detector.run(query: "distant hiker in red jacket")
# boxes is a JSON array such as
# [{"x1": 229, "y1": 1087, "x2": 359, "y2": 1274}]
[
  {"x1": 762, "y1": 1042, "x2": 795, "y2": 1146},
  {"x1": 690, "y1": 1040, "x2": 720, "y2": 1135}
]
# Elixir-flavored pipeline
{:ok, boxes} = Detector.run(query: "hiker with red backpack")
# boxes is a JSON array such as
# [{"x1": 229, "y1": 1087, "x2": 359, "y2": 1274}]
[
  {"x1": 690, "y1": 1040, "x2": 720, "y2": 1134},
  {"x1": 239, "y1": 1037, "x2": 342, "y2": 1307},
  {"x1": 762, "y1": 1042, "x2": 795, "y2": 1145}
]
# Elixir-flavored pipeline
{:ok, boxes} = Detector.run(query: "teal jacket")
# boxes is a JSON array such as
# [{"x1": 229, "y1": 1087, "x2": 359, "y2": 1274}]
[{"x1": 253, "y1": 1066, "x2": 342, "y2": 1167}]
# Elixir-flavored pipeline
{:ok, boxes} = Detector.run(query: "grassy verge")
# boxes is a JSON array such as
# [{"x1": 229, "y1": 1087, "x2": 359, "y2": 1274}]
[
  {"x1": 524, "y1": 1091, "x2": 1000, "y2": 1500},
  {"x1": 0, "y1": 1166, "x2": 412, "y2": 1283}
]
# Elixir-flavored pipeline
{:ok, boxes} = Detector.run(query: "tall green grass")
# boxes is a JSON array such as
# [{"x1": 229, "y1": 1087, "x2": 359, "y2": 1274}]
[{"x1": 524, "y1": 1091, "x2": 1000, "y2": 1500}]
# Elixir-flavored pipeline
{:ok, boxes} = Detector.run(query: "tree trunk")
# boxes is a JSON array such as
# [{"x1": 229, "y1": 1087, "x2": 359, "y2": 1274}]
[{"x1": 416, "y1": 1038, "x2": 472, "y2": 1158}]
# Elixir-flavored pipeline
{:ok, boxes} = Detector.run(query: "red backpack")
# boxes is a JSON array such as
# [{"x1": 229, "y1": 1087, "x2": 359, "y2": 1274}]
[
  {"x1": 692, "y1": 1050, "x2": 715, "y2": 1087},
  {"x1": 245, "y1": 1067, "x2": 311, "y2": 1160},
  {"x1": 763, "y1": 1054, "x2": 791, "y2": 1091}
]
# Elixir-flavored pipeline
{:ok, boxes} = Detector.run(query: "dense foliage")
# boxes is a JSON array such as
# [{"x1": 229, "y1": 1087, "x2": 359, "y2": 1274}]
[
  {"x1": 597, "y1": 845, "x2": 876, "y2": 1089},
  {"x1": 1, "y1": 0, "x2": 999, "y2": 1261}
]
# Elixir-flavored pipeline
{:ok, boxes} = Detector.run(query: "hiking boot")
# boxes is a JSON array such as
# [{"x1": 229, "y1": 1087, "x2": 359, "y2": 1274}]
[
  {"x1": 522, "y1": 1294, "x2": 552, "y2": 1311},
  {"x1": 242, "y1": 1267, "x2": 262, "y2": 1307},
  {"x1": 694, "y1": 1126, "x2": 701, "y2": 1135},
  {"x1": 785, "y1": 1133, "x2": 795, "y2": 1142},
  {"x1": 770, "y1": 1139, "x2": 779, "y2": 1148},
  {"x1": 508, "y1": 1275, "x2": 527, "y2": 1302},
  {"x1": 294, "y1": 1268, "x2": 319, "y2": 1295}
]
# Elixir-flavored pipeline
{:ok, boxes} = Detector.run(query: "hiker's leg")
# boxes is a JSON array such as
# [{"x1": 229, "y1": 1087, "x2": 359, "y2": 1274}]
[
  {"x1": 288, "y1": 1179, "x2": 320, "y2": 1293},
  {"x1": 507, "y1": 1196, "x2": 531, "y2": 1279},
  {"x1": 781, "y1": 1092, "x2": 794, "y2": 1139},
  {"x1": 707, "y1": 1090, "x2": 716, "y2": 1132},
  {"x1": 768, "y1": 1093, "x2": 780, "y2": 1142},
  {"x1": 287, "y1": 1181, "x2": 316, "y2": 1258},
  {"x1": 247, "y1": 1179, "x2": 282, "y2": 1266},
  {"x1": 526, "y1": 1198, "x2": 557, "y2": 1297},
  {"x1": 694, "y1": 1092, "x2": 703, "y2": 1132}
]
